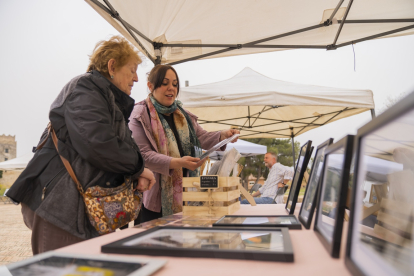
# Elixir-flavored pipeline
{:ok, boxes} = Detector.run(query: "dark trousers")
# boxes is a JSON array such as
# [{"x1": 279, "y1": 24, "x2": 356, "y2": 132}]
[
  {"x1": 134, "y1": 205, "x2": 162, "y2": 225},
  {"x1": 21, "y1": 203, "x2": 84, "y2": 255}
]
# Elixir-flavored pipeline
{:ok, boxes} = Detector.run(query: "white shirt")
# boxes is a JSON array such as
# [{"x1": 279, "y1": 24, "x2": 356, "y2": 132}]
[{"x1": 259, "y1": 163, "x2": 293, "y2": 203}]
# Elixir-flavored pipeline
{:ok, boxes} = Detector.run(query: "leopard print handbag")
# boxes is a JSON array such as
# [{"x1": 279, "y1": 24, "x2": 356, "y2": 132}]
[{"x1": 51, "y1": 127, "x2": 142, "y2": 235}]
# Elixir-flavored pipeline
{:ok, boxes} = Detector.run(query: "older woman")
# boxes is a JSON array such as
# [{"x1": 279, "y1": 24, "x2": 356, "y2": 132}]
[
  {"x1": 7, "y1": 36, "x2": 155, "y2": 254},
  {"x1": 129, "y1": 65, "x2": 239, "y2": 223}
]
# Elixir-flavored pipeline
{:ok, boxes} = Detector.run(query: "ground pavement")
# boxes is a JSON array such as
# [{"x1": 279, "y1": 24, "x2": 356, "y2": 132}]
[
  {"x1": 0, "y1": 204, "x2": 32, "y2": 266},
  {"x1": 0, "y1": 204, "x2": 137, "y2": 267}
]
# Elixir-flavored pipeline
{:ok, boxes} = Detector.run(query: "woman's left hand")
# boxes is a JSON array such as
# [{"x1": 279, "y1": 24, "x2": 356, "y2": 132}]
[
  {"x1": 135, "y1": 177, "x2": 153, "y2": 192},
  {"x1": 133, "y1": 168, "x2": 156, "y2": 192},
  {"x1": 220, "y1": 129, "x2": 240, "y2": 142}
]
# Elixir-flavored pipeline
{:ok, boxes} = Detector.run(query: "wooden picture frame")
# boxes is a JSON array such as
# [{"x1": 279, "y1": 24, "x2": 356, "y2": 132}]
[
  {"x1": 314, "y1": 135, "x2": 354, "y2": 258},
  {"x1": 345, "y1": 91, "x2": 414, "y2": 276},
  {"x1": 285, "y1": 140, "x2": 313, "y2": 214},
  {"x1": 102, "y1": 226, "x2": 294, "y2": 262},
  {"x1": 213, "y1": 215, "x2": 302, "y2": 229},
  {"x1": 298, "y1": 138, "x2": 334, "y2": 229}
]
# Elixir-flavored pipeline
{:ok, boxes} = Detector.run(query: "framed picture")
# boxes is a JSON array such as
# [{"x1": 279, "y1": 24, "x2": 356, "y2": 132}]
[
  {"x1": 213, "y1": 215, "x2": 302, "y2": 229},
  {"x1": 102, "y1": 226, "x2": 294, "y2": 262},
  {"x1": 314, "y1": 135, "x2": 354, "y2": 258},
  {"x1": 2, "y1": 251, "x2": 166, "y2": 276},
  {"x1": 298, "y1": 138, "x2": 334, "y2": 229},
  {"x1": 345, "y1": 91, "x2": 414, "y2": 276},
  {"x1": 169, "y1": 219, "x2": 218, "y2": 227},
  {"x1": 285, "y1": 140, "x2": 313, "y2": 214}
]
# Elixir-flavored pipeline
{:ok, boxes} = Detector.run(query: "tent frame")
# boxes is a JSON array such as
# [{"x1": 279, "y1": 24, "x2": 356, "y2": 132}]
[
  {"x1": 90, "y1": 0, "x2": 414, "y2": 66},
  {"x1": 90, "y1": 0, "x2": 381, "y2": 163}
]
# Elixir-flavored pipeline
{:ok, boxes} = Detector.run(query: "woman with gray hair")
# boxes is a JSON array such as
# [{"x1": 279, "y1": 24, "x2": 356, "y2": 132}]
[{"x1": 7, "y1": 36, "x2": 155, "y2": 254}]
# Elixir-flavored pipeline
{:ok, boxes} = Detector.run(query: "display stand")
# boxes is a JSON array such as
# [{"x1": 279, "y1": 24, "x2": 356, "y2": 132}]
[{"x1": 182, "y1": 177, "x2": 241, "y2": 216}]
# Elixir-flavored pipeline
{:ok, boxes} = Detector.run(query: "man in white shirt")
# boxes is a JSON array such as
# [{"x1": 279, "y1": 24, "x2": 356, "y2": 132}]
[{"x1": 241, "y1": 153, "x2": 293, "y2": 204}]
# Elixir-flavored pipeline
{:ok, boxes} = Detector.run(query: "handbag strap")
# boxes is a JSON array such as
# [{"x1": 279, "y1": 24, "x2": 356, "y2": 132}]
[
  {"x1": 51, "y1": 127, "x2": 85, "y2": 195},
  {"x1": 35, "y1": 122, "x2": 52, "y2": 151}
]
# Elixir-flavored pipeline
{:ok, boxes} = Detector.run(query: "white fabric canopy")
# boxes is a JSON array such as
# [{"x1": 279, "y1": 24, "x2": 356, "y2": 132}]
[
  {"x1": 0, "y1": 153, "x2": 34, "y2": 170},
  {"x1": 208, "y1": 139, "x2": 267, "y2": 160},
  {"x1": 180, "y1": 67, "x2": 374, "y2": 138},
  {"x1": 86, "y1": 0, "x2": 414, "y2": 64}
]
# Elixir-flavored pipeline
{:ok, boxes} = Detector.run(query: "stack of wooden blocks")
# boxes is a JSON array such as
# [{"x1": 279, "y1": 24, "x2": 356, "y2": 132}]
[{"x1": 182, "y1": 177, "x2": 241, "y2": 217}]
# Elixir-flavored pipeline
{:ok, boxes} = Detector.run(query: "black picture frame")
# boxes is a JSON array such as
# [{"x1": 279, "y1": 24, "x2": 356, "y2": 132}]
[
  {"x1": 285, "y1": 140, "x2": 313, "y2": 214},
  {"x1": 102, "y1": 226, "x2": 294, "y2": 262},
  {"x1": 212, "y1": 215, "x2": 302, "y2": 229},
  {"x1": 298, "y1": 138, "x2": 334, "y2": 229},
  {"x1": 345, "y1": 91, "x2": 414, "y2": 276},
  {"x1": 313, "y1": 135, "x2": 354, "y2": 258}
]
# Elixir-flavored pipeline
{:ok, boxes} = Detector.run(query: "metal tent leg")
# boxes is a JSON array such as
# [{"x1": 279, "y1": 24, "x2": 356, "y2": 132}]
[
  {"x1": 370, "y1": 109, "x2": 376, "y2": 119},
  {"x1": 291, "y1": 136, "x2": 296, "y2": 165}
]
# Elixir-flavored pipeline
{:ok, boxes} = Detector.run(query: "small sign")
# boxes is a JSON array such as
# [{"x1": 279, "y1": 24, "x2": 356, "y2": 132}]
[{"x1": 200, "y1": 175, "x2": 219, "y2": 189}]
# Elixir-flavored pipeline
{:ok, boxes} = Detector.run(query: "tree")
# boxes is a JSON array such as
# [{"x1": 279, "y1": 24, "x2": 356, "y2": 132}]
[
  {"x1": 238, "y1": 138, "x2": 300, "y2": 188},
  {"x1": 378, "y1": 91, "x2": 409, "y2": 115}
]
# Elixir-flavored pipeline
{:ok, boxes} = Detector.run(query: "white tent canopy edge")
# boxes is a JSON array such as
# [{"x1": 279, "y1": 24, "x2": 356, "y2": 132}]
[{"x1": 85, "y1": 0, "x2": 414, "y2": 65}]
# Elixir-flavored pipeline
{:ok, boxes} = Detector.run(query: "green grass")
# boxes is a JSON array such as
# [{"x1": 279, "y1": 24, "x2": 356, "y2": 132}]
[{"x1": 0, "y1": 184, "x2": 7, "y2": 196}]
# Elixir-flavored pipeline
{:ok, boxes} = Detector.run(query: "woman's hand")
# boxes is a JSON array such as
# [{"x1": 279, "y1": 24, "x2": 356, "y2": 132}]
[
  {"x1": 134, "y1": 168, "x2": 156, "y2": 192},
  {"x1": 170, "y1": 156, "x2": 206, "y2": 171},
  {"x1": 220, "y1": 129, "x2": 240, "y2": 142},
  {"x1": 135, "y1": 177, "x2": 151, "y2": 192}
]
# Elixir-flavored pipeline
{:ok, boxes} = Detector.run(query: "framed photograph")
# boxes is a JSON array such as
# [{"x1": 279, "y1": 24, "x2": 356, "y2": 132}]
[
  {"x1": 213, "y1": 215, "x2": 302, "y2": 229},
  {"x1": 102, "y1": 226, "x2": 294, "y2": 262},
  {"x1": 134, "y1": 217, "x2": 180, "y2": 230},
  {"x1": 168, "y1": 219, "x2": 217, "y2": 227},
  {"x1": 314, "y1": 135, "x2": 354, "y2": 258},
  {"x1": 286, "y1": 140, "x2": 313, "y2": 214},
  {"x1": 2, "y1": 251, "x2": 166, "y2": 276},
  {"x1": 298, "y1": 138, "x2": 334, "y2": 229},
  {"x1": 345, "y1": 91, "x2": 414, "y2": 276}
]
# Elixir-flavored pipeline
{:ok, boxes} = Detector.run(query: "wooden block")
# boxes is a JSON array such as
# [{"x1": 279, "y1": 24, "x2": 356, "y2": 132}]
[
  {"x1": 381, "y1": 198, "x2": 413, "y2": 216},
  {"x1": 238, "y1": 184, "x2": 256, "y2": 206},
  {"x1": 377, "y1": 212, "x2": 412, "y2": 233},
  {"x1": 183, "y1": 177, "x2": 239, "y2": 188},
  {"x1": 373, "y1": 184, "x2": 388, "y2": 202},
  {"x1": 182, "y1": 177, "x2": 241, "y2": 216},
  {"x1": 373, "y1": 224, "x2": 410, "y2": 247},
  {"x1": 361, "y1": 202, "x2": 381, "y2": 221},
  {"x1": 182, "y1": 201, "x2": 240, "y2": 217},
  {"x1": 183, "y1": 190, "x2": 239, "y2": 202}
]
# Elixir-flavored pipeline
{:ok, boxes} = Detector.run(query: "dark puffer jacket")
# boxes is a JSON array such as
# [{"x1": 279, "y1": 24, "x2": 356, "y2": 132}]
[{"x1": 7, "y1": 70, "x2": 144, "y2": 239}]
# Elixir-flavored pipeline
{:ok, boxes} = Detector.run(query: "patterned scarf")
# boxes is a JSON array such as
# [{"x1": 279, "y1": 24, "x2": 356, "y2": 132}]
[{"x1": 145, "y1": 95, "x2": 201, "y2": 216}]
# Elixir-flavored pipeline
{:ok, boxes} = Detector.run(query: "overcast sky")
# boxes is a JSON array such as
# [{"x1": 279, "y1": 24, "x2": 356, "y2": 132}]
[{"x1": 1, "y1": 1, "x2": 414, "y2": 157}]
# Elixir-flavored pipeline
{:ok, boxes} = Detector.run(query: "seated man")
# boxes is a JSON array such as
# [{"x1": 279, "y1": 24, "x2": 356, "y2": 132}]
[{"x1": 241, "y1": 152, "x2": 293, "y2": 204}]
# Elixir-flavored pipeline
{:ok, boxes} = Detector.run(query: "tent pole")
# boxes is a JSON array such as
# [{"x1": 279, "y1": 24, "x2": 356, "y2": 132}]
[
  {"x1": 290, "y1": 128, "x2": 295, "y2": 165},
  {"x1": 370, "y1": 109, "x2": 376, "y2": 119},
  {"x1": 98, "y1": 0, "x2": 155, "y2": 63}
]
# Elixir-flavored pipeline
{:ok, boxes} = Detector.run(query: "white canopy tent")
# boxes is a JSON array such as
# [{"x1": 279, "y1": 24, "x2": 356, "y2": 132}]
[
  {"x1": 86, "y1": 0, "x2": 414, "y2": 65},
  {"x1": 180, "y1": 67, "x2": 374, "y2": 161},
  {"x1": 208, "y1": 139, "x2": 267, "y2": 160},
  {"x1": 0, "y1": 153, "x2": 34, "y2": 170},
  {"x1": 180, "y1": 67, "x2": 374, "y2": 138}
]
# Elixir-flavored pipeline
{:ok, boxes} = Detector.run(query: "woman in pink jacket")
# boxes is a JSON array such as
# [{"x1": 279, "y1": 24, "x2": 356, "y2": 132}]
[{"x1": 129, "y1": 65, "x2": 239, "y2": 223}]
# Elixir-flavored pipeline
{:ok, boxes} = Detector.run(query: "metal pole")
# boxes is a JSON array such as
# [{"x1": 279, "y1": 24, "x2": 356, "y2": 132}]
[
  {"x1": 290, "y1": 128, "x2": 295, "y2": 165},
  {"x1": 291, "y1": 136, "x2": 296, "y2": 165},
  {"x1": 332, "y1": 0, "x2": 354, "y2": 46},
  {"x1": 370, "y1": 109, "x2": 376, "y2": 119}
]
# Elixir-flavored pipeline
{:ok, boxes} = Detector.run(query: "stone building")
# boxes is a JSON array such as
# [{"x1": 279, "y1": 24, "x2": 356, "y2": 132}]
[{"x1": 0, "y1": 135, "x2": 17, "y2": 162}]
